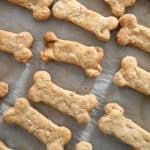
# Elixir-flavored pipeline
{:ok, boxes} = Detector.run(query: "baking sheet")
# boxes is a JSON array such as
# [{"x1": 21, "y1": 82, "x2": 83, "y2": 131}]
[{"x1": 0, "y1": 0, "x2": 150, "y2": 149}]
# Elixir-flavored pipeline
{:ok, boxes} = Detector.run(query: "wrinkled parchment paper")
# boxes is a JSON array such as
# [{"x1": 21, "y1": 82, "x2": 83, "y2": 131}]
[{"x1": 0, "y1": 0, "x2": 150, "y2": 149}]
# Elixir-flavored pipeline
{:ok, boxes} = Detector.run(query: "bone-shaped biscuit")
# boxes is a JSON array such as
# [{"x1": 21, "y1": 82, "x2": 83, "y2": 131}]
[
  {"x1": 117, "y1": 14, "x2": 150, "y2": 53},
  {"x1": 0, "y1": 140, "x2": 13, "y2": 150},
  {"x1": 28, "y1": 71, "x2": 98, "y2": 124},
  {"x1": 0, "y1": 82, "x2": 9, "y2": 98},
  {"x1": 40, "y1": 32, "x2": 104, "y2": 77},
  {"x1": 3, "y1": 98, "x2": 71, "y2": 150},
  {"x1": 52, "y1": 0, "x2": 118, "y2": 41},
  {"x1": 75, "y1": 141, "x2": 93, "y2": 150},
  {"x1": 113, "y1": 56, "x2": 150, "y2": 95},
  {"x1": 99, "y1": 103, "x2": 150, "y2": 150},
  {"x1": 105, "y1": 0, "x2": 136, "y2": 17},
  {"x1": 8, "y1": 0, "x2": 53, "y2": 21},
  {"x1": 0, "y1": 30, "x2": 33, "y2": 63}
]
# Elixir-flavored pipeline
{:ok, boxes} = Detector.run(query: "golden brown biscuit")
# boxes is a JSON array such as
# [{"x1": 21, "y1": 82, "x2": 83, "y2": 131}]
[
  {"x1": 0, "y1": 82, "x2": 9, "y2": 98},
  {"x1": 52, "y1": 0, "x2": 118, "y2": 41},
  {"x1": 99, "y1": 103, "x2": 150, "y2": 150},
  {"x1": 40, "y1": 32, "x2": 104, "y2": 77},
  {"x1": 3, "y1": 98, "x2": 71, "y2": 150},
  {"x1": 113, "y1": 56, "x2": 150, "y2": 95},
  {"x1": 0, "y1": 30, "x2": 33, "y2": 63},
  {"x1": 8, "y1": 0, "x2": 53, "y2": 21},
  {"x1": 28, "y1": 71, "x2": 98, "y2": 124},
  {"x1": 105, "y1": 0, "x2": 136, "y2": 17},
  {"x1": 75, "y1": 141, "x2": 93, "y2": 150},
  {"x1": 0, "y1": 140, "x2": 13, "y2": 150},
  {"x1": 117, "y1": 14, "x2": 150, "y2": 53}
]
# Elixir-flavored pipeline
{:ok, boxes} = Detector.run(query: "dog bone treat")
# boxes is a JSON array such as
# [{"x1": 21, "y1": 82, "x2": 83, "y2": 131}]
[
  {"x1": 8, "y1": 0, "x2": 53, "y2": 21},
  {"x1": 75, "y1": 141, "x2": 93, "y2": 150},
  {"x1": 0, "y1": 30, "x2": 33, "y2": 63},
  {"x1": 113, "y1": 56, "x2": 150, "y2": 95},
  {"x1": 40, "y1": 32, "x2": 104, "y2": 77},
  {"x1": 0, "y1": 140, "x2": 13, "y2": 150},
  {"x1": 28, "y1": 71, "x2": 98, "y2": 124},
  {"x1": 52, "y1": 0, "x2": 118, "y2": 41},
  {"x1": 0, "y1": 82, "x2": 9, "y2": 98},
  {"x1": 117, "y1": 14, "x2": 150, "y2": 52},
  {"x1": 105, "y1": 0, "x2": 136, "y2": 17},
  {"x1": 99, "y1": 103, "x2": 150, "y2": 150},
  {"x1": 3, "y1": 98, "x2": 71, "y2": 150}
]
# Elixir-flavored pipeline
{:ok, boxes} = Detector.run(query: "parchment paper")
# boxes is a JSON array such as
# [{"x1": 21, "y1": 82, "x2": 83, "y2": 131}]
[{"x1": 0, "y1": 0, "x2": 150, "y2": 150}]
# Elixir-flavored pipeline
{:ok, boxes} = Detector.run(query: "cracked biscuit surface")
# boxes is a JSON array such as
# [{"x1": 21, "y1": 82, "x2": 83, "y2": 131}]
[
  {"x1": 113, "y1": 56, "x2": 150, "y2": 95},
  {"x1": 40, "y1": 32, "x2": 104, "y2": 77},
  {"x1": 8, "y1": 0, "x2": 53, "y2": 21},
  {"x1": 0, "y1": 82, "x2": 9, "y2": 98},
  {"x1": 75, "y1": 141, "x2": 93, "y2": 150},
  {"x1": 0, "y1": 30, "x2": 33, "y2": 63},
  {"x1": 105, "y1": 0, "x2": 136, "y2": 17},
  {"x1": 3, "y1": 98, "x2": 71, "y2": 150},
  {"x1": 52, "y1": 0, "x2": 118, "y2": 41},
  {"x1": 99, "y1": 103, "x2": 150, "y2": 150},
  {"x1": 28, "y1": 71, "x2": 98, "y2": 124},
  {"x1": 117, "y1": 14, "x2": 150, "y2": 53}
]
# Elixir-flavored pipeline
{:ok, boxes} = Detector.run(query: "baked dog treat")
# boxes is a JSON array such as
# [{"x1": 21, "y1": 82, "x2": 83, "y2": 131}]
[
  {"x1": 117, "y1": 14, "x2": 150, "y2": 53},
  {"x1": 40, "y1": 32, "x2": 104, "y2": 77},
  {"x1": 75, "y1": 141, "x2": 93, "y2": 150},
  {"x1": 28, "y1": 71, "x2": 98, "y2": 124},
  {"x1": 99, "y1": 103, "x2": 150, "y2": 150},
  {"x1": 0, "y1": 82, "x2": 9, "y2": 98},
  {"x1": 105, "y1": 0, "x2": 136, "y2": 17},
  {"x1": 0, "y1": 30, "x2": 33, "y2": 63},
  {"x1": 8, "y1": 0, "x2": 53, "y2": 21},
  {"x1": 52, "y1": 0, "x2": 118, "y2": 41},
  {"x1": 3, "y1": 98, "x2": 71, "y2": 150},
  {"x1": 0, "y1": 140, "x2": 13, "y2": 150},
  {"x1": 113, "y1": 56, "x2": 150, "y2": 95}
]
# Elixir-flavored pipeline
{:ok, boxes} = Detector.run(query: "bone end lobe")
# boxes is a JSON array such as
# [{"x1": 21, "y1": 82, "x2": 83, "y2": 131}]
[
  {"x1": 98, "y1": 103, "x2": 126, "y2": 135},
  {"x1": 40, "y1": 32, "x2": 58, "y2": 62},
  {"x1": 14, "y1": 32, "x2": 33, "y2": 63},
  {"x1": 117, "y1": 14, "x2": 137, "y2": 45},
  {"x1": 75, "y1": 141, "x2": 93, "y2": 150},
  {"x1": 117, "y1": 14, "x2": 150, "y2": 52},
  {"x1": 0, "y1": 30, "x2": 33, "y2": 63},
  {"x1": 8, "y1": 0, "x2": 53, "y2": 21},
  {"x1": 113, "y1": 56, "x2": 150, "y2": 95},
  {"x1": 113, "y1": 56, "x2": 137, "y2": 86},
  {"x1": 0, "y1": 82, "x2": 9, "y2": 98},
  {"x1": 105, "y1": 0, "x2": 136, "y2": 17}
]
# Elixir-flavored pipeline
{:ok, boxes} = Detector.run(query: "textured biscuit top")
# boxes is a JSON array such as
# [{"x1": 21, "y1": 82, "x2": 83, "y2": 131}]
[
  {"x1": 105, "y1": 0, "x2": 136, "y2": 17},
  {"x1": 117, "y1": 14, "x2": 150, "y2": 52},
  {"x1": 52, "y1": 0, "x2": 118, "y2": 41},
  {"x1": 113, "y1": 56, "x2": 150, "y2": 95},
  {"x1": 99, "y1": 103, "x2": 150, "y2": 150},
  {"x1": 0, "y1": 30, "x2": 33, "y2": 63},
  {"x1": 3, "y1": 98, "x2": 71, "y2": 147},
  {"x1": 75, "y1": 141, "x2": 93, "y2": 150},
  {"x1": 28, "y1": 71, "x2": 98, "y2": 123},
  {"x1": 40, "y1": 32, "x2": 104, "y2": 77},
  {"x1": 0, "y1": 82, "x2": 9, "y2": 98},
  {"x1": 8, "y1": 0, "x2": 53, "y2": 21}
]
